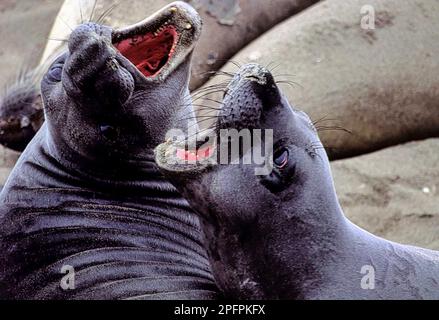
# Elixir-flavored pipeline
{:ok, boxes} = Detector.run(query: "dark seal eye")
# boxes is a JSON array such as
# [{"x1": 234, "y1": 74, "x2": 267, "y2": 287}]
[
  {"x1": 274, "y1": 148, "x2": 289, "y2": 169},
  {"x1": 100, "y1": 125, "x2": 118, "y2": 141},
  {"x1": 259, "y1": 146, "x2": 295, "y2": 193},
  {"x1": 48, "y1": 65, "x2": 63, "y2": 82}
]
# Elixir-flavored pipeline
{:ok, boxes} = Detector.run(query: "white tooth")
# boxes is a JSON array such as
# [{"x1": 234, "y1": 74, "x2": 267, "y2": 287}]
[{"x1": 185, "y1": 23, "x2": 192, "y2": 30}]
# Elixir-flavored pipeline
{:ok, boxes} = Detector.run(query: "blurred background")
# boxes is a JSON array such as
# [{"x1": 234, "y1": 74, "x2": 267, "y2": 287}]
[{"x1": 0, "y1": 0, "x2": 438, "y2": 249}]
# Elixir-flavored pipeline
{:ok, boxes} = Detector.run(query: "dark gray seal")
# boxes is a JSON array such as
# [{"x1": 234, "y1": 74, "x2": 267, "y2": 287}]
[
  {"x1": 156, "y1": 63, "x2": 439, "y2": 299},
  {"x1": 0, "y1": 2, "x2": 219, "y2": 300}
]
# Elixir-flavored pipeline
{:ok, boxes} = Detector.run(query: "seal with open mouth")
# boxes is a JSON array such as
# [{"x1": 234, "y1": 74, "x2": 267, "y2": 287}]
[
  {"x1": 156, "y1": 63, "x2": 439, "y2": 299},
  {"x1": 0, "y1": 2, "x2": 220, "y2": 300}
]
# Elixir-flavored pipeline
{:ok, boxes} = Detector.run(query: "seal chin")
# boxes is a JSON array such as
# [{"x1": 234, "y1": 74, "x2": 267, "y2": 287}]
[{"x1": 112, "y1": 1, "x2": 201, "y2": 81}]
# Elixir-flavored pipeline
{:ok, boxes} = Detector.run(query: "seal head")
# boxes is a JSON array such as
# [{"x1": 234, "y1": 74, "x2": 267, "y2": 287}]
[
  {"x1": 42, "y1": 2, "x2": 202, "y2": 177},
  {"x1": 156, "y1": 63, "x2": 330, "y2": 298},
  {"x1": 156, "y1": 63, "x2": 439, "y2": 300}
]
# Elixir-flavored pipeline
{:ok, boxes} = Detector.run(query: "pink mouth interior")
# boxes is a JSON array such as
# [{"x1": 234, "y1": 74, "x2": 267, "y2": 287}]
[
  {"x1": 176, "y1": 146, "x2": 214, "y2": 161},
  {"x1": 114, "y1": 26, "x2": 178, "y2": 77}
]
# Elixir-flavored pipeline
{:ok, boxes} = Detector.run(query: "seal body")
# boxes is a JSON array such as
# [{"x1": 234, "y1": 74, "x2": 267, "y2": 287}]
[
  {"x1": 156, "y1": 63, "x2": 439, "y2": 300},
  {"x1": 0, "y1": 2, "x2": 219, "y2": 300}
]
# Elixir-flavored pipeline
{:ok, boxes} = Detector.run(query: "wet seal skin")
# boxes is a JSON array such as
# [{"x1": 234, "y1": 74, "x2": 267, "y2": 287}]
[
  {"x1": 156, "y1": 63, "x2": 439, "y2": 299},
  {"x1": 0, "y1": 2, "x2": 220, "y2": 300}
]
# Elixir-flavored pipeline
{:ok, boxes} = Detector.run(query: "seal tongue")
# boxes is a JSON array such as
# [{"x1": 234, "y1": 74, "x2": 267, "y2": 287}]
[
  {"x1": 114, "y1": 26, "x2": 178, "y2": 77},
  {"x1": 176, "y1": 146, "x2": 214, "y2": 161}
]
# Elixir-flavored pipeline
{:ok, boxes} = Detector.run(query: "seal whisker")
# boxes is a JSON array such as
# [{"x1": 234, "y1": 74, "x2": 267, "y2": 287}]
[
  {"x1": 197, "y1": 70, "x2": 235, "y2": 78},
  {"x1": 273, "y1": 73, "x2": 297, "y2": 78},
  {"x1": 194, "y1": 97, "x2": 223, "y2": 105},
  {"x1": 267, "y1": 62, "x2": 282, "y2": 74},
  {"x1": 193, "y1": 105, "x2": 221, "y2": 112},
  {"x1": 312, "y1": 114, "x2": 337, "y2": 126},
  {"x1": 185, "y1": 117, "x2": 221, "y2": 135},
  {"x1": 79, "y1": 0, "x2": 84, "y2": 24},
  {"x1": 211, "y1": 58, "x2": 242, "y2": 70},
  {"x1": 178, "y1": 114, "x2": 220, "y2": 122},
  {"x1": 191, "y1": 82, "x2": 230, "y2": 95},
  {"x1": 95, "y1": 2, "x2": 120, "y2": 24},
  {"x1": 191, "y1": 85, "x2": 228, "y2": 97},
  {"x1": 191, "y1": 88, "x2": 227, "y2": 100},
  {"x1": 89, "y1": 0, "x2": 99, "y2": 23},
  {"x1": 48, "y1": 38, "x2": 69, "y2": 43},
  {"x1": 192, "y1": 91, "x2": 227, "y2": 103},
  {"x1": 57, "y1": 15, "x2": 74, "y2": 32},
  {"x1": 275, "y1": 80, "x2": 303, "y2": 90},
  {"x1": 192, "y1": 86, "x2": 228, "y2": 97},
  {"x1": 315, "y1": 125, "x2": 352, "y2": 134}
]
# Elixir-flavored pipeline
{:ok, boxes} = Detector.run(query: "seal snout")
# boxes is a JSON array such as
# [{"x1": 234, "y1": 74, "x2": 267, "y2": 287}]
[{"x1": 218, "y1": 64, "x2": 280, "y2": 131}]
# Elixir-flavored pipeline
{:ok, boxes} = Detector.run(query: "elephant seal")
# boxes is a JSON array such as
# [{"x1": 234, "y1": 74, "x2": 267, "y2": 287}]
[
  {"x1": 156, "y1": 63, "x2": 439, "y2": 299},
  {"x1": 0, "y1": 2, "x2": 220, "y2": 300},
  {"x1": 0, "y1": 70, "x2": 44, "y2": 152}
]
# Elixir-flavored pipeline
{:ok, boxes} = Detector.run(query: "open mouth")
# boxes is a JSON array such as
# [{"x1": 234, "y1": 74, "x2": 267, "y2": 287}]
[
  {"x1": 111, "y1": 2, "x2": 201, "y2": 79},
  {"x1": 114, "y1": 26, "x2": 178, "y2": 77},
  {"x1": 155, "y1": 130, "x2": 218, "y2": 173}
]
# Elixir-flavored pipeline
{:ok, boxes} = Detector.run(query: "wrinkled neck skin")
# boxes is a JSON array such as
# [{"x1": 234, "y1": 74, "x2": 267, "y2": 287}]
[
  {"x1": 0, "y1": 57, "x2": 198, "y2": 219},
  {"x1": 44, "y1": 65, "x2": 195, "y2": 194},
  {"x1": 199, "y1": 165, "x2": 439, "y2": 300}
]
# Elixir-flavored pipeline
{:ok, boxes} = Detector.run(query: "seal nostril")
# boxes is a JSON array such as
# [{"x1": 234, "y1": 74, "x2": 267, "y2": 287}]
[
  {"x1": 100, "y1": 125, "x2": 118, "y2": 141},
  {"x1": 245, "y1": 75, "x2": 262, "y2": 82}
]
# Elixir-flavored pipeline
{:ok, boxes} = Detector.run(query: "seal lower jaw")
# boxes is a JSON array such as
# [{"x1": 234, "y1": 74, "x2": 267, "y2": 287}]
[
  {"x1": 155, "y1": 131, "x2": 218, "y2": 174},
  {"x1": 112, "y1": 2, "x2": 201, "y2": 81}
]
